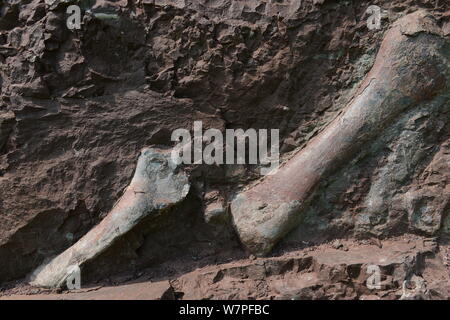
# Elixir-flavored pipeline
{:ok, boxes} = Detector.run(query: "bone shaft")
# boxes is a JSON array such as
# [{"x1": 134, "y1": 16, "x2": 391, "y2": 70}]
[{"x1": 231, "y1": 11, "x2": 448, "y2": 255}]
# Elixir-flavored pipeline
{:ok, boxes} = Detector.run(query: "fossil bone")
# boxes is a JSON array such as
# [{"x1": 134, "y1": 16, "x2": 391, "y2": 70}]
[
  {"x1": 231, "y1": 11, "x2": 449, "y2": 256},
  {"x1": 29, "y1": 147, "x2": 190, "y2": 288}
]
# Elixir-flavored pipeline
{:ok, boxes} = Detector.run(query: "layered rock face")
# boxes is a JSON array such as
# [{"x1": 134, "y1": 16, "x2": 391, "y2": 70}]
[{"x1": 0, "y1": 0, "x2": 449, "y2": 299}]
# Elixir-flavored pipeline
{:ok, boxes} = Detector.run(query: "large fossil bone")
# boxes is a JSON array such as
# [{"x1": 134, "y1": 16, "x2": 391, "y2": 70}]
[
  {"x1": 29, "y1": 147, "x2": 190, "y2": 288},
  {"x1": 231, "y1": 11, "x2": 449, "y2": 255}
]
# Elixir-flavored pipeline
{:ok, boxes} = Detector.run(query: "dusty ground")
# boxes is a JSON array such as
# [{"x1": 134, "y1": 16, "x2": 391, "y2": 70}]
[{"x1": 1, "y1": 235, "x2": 448, "y2": 300}]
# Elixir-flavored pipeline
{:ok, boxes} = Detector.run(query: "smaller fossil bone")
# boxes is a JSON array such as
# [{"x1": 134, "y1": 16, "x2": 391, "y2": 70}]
[
  {"x1": 230, "y1": 11, "x2": 448, "y2": 256},
  {"x1": 29, "y1": 147, "x2": 190, "y2": 288}
]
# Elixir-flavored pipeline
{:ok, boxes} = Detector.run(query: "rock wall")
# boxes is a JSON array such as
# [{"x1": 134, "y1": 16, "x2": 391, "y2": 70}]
[{"x1": 0, "y1": 0, "x2": 448, "y2": 286}]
